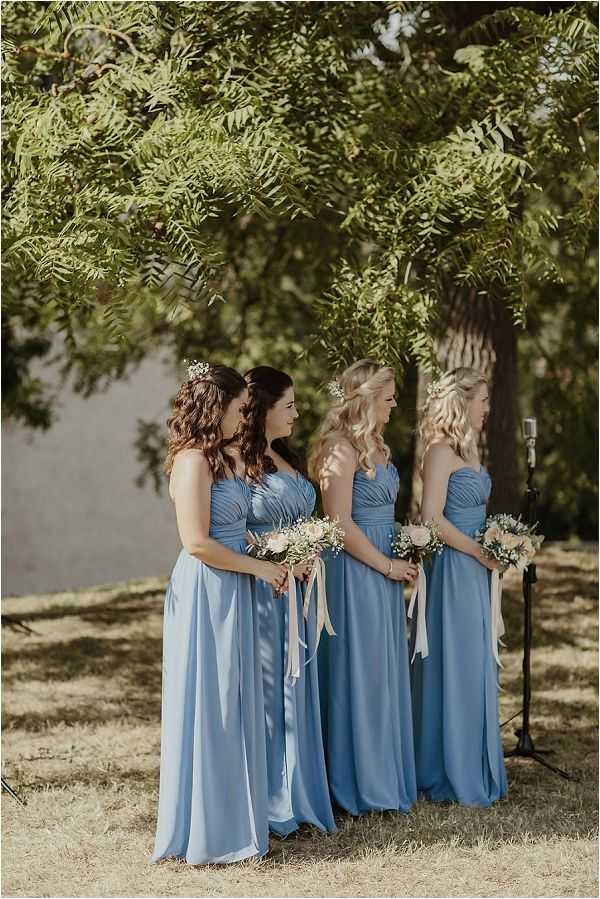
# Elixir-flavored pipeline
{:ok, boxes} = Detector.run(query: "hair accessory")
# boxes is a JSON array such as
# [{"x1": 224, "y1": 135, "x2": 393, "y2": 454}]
[
  {"x1": 327, "y1": 380, "x2": 345, "y2": 401},
  {"x1": 426, "y1": 378, "x2": 444, "y2": 399},
  {"x1": 185, "y1": 359, "x2": 211, "y2": 381}
]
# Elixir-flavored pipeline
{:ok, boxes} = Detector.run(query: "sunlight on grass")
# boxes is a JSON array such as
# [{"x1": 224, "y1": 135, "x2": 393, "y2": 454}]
[{"x1": 2, "y1": 544, "x2": 597, "y2": 897}]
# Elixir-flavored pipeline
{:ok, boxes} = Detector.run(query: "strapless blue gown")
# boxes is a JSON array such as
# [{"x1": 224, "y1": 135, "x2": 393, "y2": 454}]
[
  {"x1": 410, "y1": 466, "x2": 508, "y2": 806},
  {"x1": 248, "y1": 472, "x2": 336, "y2": 836},
  {"x1": 319, "y1": 463, "x2": 417, "y2": 815},
  {"x1": 152, "y1": 476, "x2": 269, "y2": 865}
]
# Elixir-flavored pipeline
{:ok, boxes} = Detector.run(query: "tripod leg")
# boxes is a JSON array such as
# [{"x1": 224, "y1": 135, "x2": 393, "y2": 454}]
[
  {"x1": 1, "y1": 777, "x2": 27, "y2": 806},
  {"x1": 529, "y1": 752, "x2": 576, "y2": 782}
]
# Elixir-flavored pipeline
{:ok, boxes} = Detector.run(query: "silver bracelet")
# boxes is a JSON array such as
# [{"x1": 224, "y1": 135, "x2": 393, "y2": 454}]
[{"x1": 386, "y1": 559, "x2": 393, "y2": 577}]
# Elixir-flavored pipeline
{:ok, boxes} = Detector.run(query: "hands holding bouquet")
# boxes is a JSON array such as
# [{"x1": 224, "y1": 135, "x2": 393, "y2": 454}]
[
  {"x1": 248, "y1": 516, "x2": 344, "y2": 679},
  {"x1": 391, "y1": 522, "x2": 445, "y2": 663},
  {"x1": 475, "y1": 513, "x2": 545, "y2": 666},
  {"x1": 476, "y1": 514, "x2": 544, "y2": 572}
]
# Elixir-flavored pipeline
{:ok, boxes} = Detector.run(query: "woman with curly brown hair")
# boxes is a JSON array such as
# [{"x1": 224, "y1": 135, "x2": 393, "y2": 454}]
[
  {"x1": 238, "y1": 366, "x2": 336, "y2": 838},
  {"x1": 152, "y1": 361, "x2": 286, "y2": 866}
]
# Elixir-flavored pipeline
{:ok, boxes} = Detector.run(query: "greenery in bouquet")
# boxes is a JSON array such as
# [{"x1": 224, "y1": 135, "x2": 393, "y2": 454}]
[
  {"x1": 247, "y1": 516, "x2": 345, "y2": 567},
  {"x1": 476, "y1": 514, "x2": 544, "y2": 572},
  {"x1": 391, "y1": 522, "x2": 445, "y2": 565}
]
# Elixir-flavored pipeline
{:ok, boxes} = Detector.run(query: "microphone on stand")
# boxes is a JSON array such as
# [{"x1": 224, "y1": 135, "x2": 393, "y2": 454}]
[
  {"x1": 504, "y1": 415, "x2": 573, "y2": 779},
  {"x1": 522, "y1": 417, "x2": 537, "y2": 470}
]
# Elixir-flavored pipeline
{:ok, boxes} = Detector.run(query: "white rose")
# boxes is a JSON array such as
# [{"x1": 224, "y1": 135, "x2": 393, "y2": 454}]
[
  {"x1": 403, "y1": 525, "x2": 430, "y2": 547},
  {"x1": 303, "y1": 521, "x2": 325, "y2": 540},
  {"x1": 485, "y1": 525, "x2": 501, "y2": 542},
  {"x1": 502, "y1": 532, "x2": 521, "y2": 549},
  {"x1": 266, "y1": 533, "x2": 289, "y2": 554},
  {"x1": 521, "y1": 536, "x2": 536, "y2": 559}
]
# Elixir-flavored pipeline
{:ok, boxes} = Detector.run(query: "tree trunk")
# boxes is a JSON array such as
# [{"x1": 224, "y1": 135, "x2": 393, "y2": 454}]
[{"x1": 411, "y1": 285, "x2": 520, "y2": 518}]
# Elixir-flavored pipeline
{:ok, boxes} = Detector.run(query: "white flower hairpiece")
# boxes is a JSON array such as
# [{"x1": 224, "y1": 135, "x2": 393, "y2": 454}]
[
  {"x1": 185, "y1": 359, "x2": 211, "y2": 381},
  {"x1": 426, "y1": 378, "x2": 444, "y2": 399},
  {"x1": 327, "y1": 380, "x2": 345, "y2": 401}
]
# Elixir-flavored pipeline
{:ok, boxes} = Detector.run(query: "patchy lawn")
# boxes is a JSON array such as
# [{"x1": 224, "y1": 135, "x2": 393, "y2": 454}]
[{"x1": 2, "y1": 542, "x2": 597, "y2": 898}]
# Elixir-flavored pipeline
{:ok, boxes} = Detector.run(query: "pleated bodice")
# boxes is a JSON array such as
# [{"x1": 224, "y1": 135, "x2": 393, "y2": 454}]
[
  {"x1": 443, "y1": 467, "x2": 491, "y2": 537},
  {"x1": 247, "y1": 472, "x2": 316, "y2": 533},
  {"x1": 351, "y1": 463, "x2": 399, "y2": 529},
  {"x1": 207, "y1": 476, "x2": 252, "y2": 546}
]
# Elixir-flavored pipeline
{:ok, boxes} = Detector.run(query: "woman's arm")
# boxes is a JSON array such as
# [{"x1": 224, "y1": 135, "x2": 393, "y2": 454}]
[
  {"x1": 172, "y1": 452, "x2": 286, "y2": 587},
  {"x1": 320, "y1": 442, "x2": 415, "y2": 580},
  {"x1": 421, "y1": 444, "x2": 500, "y2": 570}
]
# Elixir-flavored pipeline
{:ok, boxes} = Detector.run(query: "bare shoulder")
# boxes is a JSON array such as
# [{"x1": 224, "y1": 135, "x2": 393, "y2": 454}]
[
  {"x1": 423, "y1": 441, "x2": 456, "y2": 472},
  {"x1": 173, "y1": 448, "x2": 210, "y2": 473},
  {"x1": 321, "y1": 438, "x2": 357, "y2": 475},
  {"x1": 169, "y1": 449, "x2": 211, "y2": 499}
]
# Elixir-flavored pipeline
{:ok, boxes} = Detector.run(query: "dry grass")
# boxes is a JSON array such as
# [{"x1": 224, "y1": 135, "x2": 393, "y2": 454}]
[{"x1": 2, "y1": 543, "x2": 598, "y2": 898}]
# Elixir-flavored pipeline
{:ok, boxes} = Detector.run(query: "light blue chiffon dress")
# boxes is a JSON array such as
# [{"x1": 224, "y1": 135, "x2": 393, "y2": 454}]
[
  {"x1": 248, "y1": 472, "x2": 336, "y2": 836},
  {"x1": 152, "y1": 475, "x2": 269, "y2": 865},
  {"x1": 410, "y1": 466, "x2": 508, "y2": 806},
  {"x1": 318, "y1": 462, "x2": 417, "y2": 815}
]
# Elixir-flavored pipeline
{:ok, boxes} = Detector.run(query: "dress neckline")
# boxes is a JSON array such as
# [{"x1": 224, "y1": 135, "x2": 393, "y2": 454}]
[
  {"x1": 269, "y1": 468, "x2": 301, "y2": 482},
  {"x1": 451, "y1": 464, "x2": 484, "y2": 476}
]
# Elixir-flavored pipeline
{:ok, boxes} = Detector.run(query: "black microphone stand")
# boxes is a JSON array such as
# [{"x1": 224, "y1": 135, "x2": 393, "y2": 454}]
[{"x1": 503, "y1": 436, "x2": 574, "y2": 780}]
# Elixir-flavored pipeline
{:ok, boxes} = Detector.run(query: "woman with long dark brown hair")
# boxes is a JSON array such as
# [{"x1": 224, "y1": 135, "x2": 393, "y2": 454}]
[
  {"x1": 152, "y1": 361, "x2": 286, "y2": 866},
  {"x1": 238, "y1": 366, "x2": 336, "y2": 837}
]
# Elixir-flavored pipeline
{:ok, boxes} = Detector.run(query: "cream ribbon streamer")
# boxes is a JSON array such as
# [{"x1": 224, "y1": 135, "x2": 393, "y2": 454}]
[
  {"x1": 407, "y1": 562, "x2": 429, "y2": 663},
  {"x1": 490, "y1": 569, "x2": 506, "y2": 668},
  {"x1": 285, "y1": 566, "x2": 301, "y2": 681},
  {"x1": 303, "y1": 556, "x2": 336, "y2": 663}
]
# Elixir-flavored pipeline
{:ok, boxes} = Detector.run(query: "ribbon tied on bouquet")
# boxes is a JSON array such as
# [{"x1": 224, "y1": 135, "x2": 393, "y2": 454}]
[
  {"x1": 303, "y1": 556, "x2": 336, "y2": 664},
  {"x1": 284, "y1": 565, "x2": 304, "y2": 681},
  {"x1": 490, "y1": 569, "x2": 506, "y2": 667},
  {"x1": 407, "y1": 562, "x2": 429, "y2": 663}
]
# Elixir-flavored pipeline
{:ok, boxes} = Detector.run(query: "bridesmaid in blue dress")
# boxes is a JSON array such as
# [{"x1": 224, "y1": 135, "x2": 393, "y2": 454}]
[
  {"x1": 152, "y1": 362, "x2": 287, "y2": 865},
  {"x1": 238, "y1": 366, "x2": 336, "y2": 836},
  {"x1": 308, "y1": 359, "x2": 418, "y2": 816},
  {"x1": 411, "y1": 367, "x2": 508, "y2": 806}
]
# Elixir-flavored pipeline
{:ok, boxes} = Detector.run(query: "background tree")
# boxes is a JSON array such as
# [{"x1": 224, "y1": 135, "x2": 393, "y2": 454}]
[{"x1": 2, "y1": 1, "x2": 597, "y2": 534}]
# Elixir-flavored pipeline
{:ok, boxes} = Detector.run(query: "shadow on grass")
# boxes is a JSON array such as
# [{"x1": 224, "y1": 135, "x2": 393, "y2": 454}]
[
  {"x1": 3, "y1": 592, "x2": 164, "y2": 625},
  {"x1": 2, "y1": 550, "x2": 598, "y2": 872}
]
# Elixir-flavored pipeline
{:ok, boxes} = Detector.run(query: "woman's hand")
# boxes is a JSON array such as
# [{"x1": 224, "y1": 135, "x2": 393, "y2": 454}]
[
  {"x1": 474, "y1": 547, "x2": 503, "y2": 572},
  {"x1": 255, "y1": 560, "x2": 288, "y2": 593},
  {"x1": 386, "y1": 559, "x2": 418, "y2": 582},
  {"x1": 292, "y1": 559, "x2": 314, "y2": 582}
]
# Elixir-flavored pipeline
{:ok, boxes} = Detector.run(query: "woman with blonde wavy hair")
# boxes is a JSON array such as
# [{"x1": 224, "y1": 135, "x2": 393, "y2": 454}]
[
  {"x1": 309, "y1": 359, "x2": 418, "y2": 816},
  {"x1": 411, "y1": 367, "x2": 508, "y2": 807}
]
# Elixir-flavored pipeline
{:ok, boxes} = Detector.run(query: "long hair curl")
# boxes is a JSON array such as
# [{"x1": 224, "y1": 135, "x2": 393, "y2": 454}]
[
  {"x1": 418, "y1": 367, "x2": 488, "y2": 468},
  {"x1": 308, "y1": 359, "x2": 395, "y2": 481},
  {"x1": 238, "y1": 366, "x2": 305, "y2": 483},
  {"x1": 164, "y1": 364, "x2": 247, "y2": 480}
]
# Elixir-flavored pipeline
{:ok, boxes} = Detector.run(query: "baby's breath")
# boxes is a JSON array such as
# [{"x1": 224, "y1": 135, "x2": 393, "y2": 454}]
[
  {"x1": 390, "y1": 521, "x2": 445, "y2": 564},
  {"x1": 247, "y1": 516, "x2": 345, "y2": 566},
  {"x1": 475, "y1": 513, "x2": 544, "y2": 572}
]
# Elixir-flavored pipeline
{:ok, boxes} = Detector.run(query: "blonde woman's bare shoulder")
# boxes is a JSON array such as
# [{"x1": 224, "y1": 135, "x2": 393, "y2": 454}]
[
  {"x1": 320, "y1": 438, "x2": 357, "y2": 476},
  {"x1": 423, "y1": 441, "x2": 456, "y2": 471}
]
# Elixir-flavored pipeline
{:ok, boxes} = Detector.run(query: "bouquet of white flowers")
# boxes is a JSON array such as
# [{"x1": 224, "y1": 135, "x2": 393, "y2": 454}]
[
  {"x1": 391, "y1": 521, "x2": 445, "y2": 565},
  {"x1": 248, "y1": 515, "x2": 344, "y2": 566},
  {"x1": 476, "y1": 513, "x2": 544, "y2": 572},
  {"x1": 247, "y1": 516, "x2": 343, "y2": 679},
  {"x1": 391, "y1": 522, "x2": 445, "y2": 664},
  {"x1": 475, "y1": 513, "x2": 545, "y2": 666}
]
